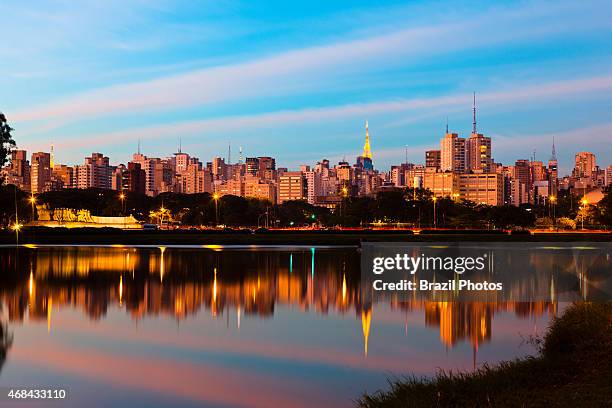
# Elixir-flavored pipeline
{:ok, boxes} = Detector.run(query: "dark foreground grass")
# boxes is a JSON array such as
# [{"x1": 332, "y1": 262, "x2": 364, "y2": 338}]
[{"x1": 358, "y1": 302, "x2": 612, "y2": 408}]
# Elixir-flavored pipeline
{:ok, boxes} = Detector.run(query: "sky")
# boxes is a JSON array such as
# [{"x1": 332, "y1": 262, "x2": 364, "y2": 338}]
[{"x1": 1, "y1": 0, "x2": 612, "y2": 175}]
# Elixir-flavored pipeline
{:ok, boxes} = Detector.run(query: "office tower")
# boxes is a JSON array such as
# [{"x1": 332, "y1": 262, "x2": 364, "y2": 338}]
[
  {"x1": 278, "y1": 171, "x2": 307, "y2": 203},
  {"x1": 458, "y1": 173, "x2": 504, "y2": 206},
  {"x1": 122, "y1": 162, "x2": 146, "y2": 194},
  {"x1": 573, "y1": 152, "x2": 596, "y2": 179},
  {"x1": 423, "y1": 172, "x2": 457, "y2": 197},
  {"x1": 425, "y1": 150, "x2": 441, "y2": 170},
  {"x1": 440, "y1": 133, "x2": 465, "y2": 172},
  {"x1": 245, "y1": 157, "x2": 259, "y2": 176},
  {"x1": 31, "y1": 152, "x2": 51, "y2": 193}
]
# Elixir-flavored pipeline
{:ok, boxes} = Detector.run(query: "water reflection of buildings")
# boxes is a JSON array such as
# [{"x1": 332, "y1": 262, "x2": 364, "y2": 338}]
[{"x1": 0, "y1": 247, "x2": 569, "y2": 355}]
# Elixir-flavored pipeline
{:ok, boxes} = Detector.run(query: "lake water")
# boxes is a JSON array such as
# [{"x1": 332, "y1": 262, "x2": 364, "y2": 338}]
[{"x1": 0, "y1": 245, "x2": 575, "y2": 407}]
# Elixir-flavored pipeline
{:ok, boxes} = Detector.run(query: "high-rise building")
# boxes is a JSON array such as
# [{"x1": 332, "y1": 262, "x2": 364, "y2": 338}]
[
  {"x1": 425, "y1": 150, "x2": 441, "y2": 170},
  {"x1": 573, "y1": 152, "x2": 596, "y2": 179},
  {"x1": 122, "y1": 162, "x2": 146, "y2": 194},
  {"x1": 278, "y1": 171, "x2": 307, "y2": 203},
  {"x1": 465, "y1": 133, "x2": 492, "y2": 172},
  {"x1": 245, "y1": 157, "x2": 259, "y2": 176},
  {"x1": 31, "y1": 152, "x2": 51, "y2": 193},
  {"x1": 440, "y1": 133, "x2": 465, "y2": 172},
  {"x1": 244, "y1": 176, "x2": 276, "y2": 204},
  {"x1": 76, "y1": 153, "x2": 111, "y2": 190},
  {"x1": 52, "y1": 164, "x2": 74, "y2": 189},
  {"x1": 458, "y1": 173, "x2": 504, "y2": 206},
  {"x1": 178, "y1": 162, "x2": 212, "y2": 194},
  {"x1": 2, "y1": 150, "x2": 30, "y2": 191},
  {"x1": 423, "y1": 172, "x2": 457, "y2": 197},
  {"x1": 512, "y1": 160, "x2": 531, "y2": 205},
  {"x1": 174, "y1": 152, "x2": 190, "y2": 173}
]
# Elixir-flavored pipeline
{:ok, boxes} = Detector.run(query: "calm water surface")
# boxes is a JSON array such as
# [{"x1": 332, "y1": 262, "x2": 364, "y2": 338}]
[{"x1": 0, "y1": 245, "x2": 563, "y2": 407}]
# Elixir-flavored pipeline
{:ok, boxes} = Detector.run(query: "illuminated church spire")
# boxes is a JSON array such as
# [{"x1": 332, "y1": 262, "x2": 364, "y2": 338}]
[{"x1": 362, "y1": 120, "x2": 372, "y2": 159}]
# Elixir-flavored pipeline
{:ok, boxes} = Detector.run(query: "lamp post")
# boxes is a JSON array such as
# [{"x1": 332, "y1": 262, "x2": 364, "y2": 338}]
[
  {"x1": 432, "y1": 196, "x2": 438, "y2": 229},
  {"x1": 29, "y1": 194, "x2": 36, "y2": 223},
  {"x1": 341, "y1": 187, "x2": 348, "y2": 226},
  {"x1": 119, "y1": 193, "x2": 126, "y2": 229},
  {"x1": 213, "y1": 193, "x2": 220, "y2": 226},
  {"x1": 549, "y1": 195, "x2": 556, "y2": 228},
  {"x1": 580, "y1": 197, "x2": 588, "y2": 230}
]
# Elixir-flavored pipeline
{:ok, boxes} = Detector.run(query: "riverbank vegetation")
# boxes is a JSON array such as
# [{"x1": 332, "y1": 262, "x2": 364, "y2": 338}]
[
  {"x1": 358, "y1": 302, "x2": 612, "y2": 408},
  {"x1": 1, "y1": 185, "x2": 611, "y2": 230}
]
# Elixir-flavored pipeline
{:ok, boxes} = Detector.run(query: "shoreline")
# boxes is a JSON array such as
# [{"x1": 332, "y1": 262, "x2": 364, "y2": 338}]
[{"x1": 0, "y1": 228, "x2": 610, "y2": 246}]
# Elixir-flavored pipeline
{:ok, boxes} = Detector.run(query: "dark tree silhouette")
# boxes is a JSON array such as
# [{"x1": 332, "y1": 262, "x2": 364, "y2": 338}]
[{"x1": 0, "y1": 113, "x2": 16, "y2": 175}]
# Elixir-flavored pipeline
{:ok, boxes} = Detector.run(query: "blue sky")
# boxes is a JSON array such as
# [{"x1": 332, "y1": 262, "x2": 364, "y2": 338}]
[{"x1": 2, "y1": 0, "x2": 612, "y2": 175}]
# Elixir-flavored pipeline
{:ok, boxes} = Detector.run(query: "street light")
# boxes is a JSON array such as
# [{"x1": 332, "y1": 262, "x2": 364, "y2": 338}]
[
  {"x1": 580, "y1": 197, "x2": 588, "y2": 230},
  {"x1": 29, "y1": 194, "x2": 36, "y2": 222},
  {"x1": 432, "y1": 196, "x2": 438, "y2": 229},
  {"x1": 549, "y1": 195, "x2": 556, "y2": 228},
  {"x1": 213, "y1": 193, "x2": 220, "y2": 226}
]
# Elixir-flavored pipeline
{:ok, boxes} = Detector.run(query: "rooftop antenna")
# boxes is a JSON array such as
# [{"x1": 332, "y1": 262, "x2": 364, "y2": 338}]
[
  {"x1": 405, "y1": 145, "x2": 408, "y2": 165},
  {"x1": 137, "y1": 139, "x2": 141, "y2": 155},
  {"x1": 445, "y1": 116, "x2": 449, "y2": 134},
  {"x1": 239, "y1": 146, "x2": 243, "y2": 164},
  {"x1": 551, "y1": 137, "x2": 557, "y2": 161},
  {"x1": 228, "y1": 141, "x2": 231, "y2": 164},
  {"x1": 178, "y1": 137, "x2": 182, "y2": 154},
  {"x1": 472, "y1": 92, "x2": 477, "y2": 134}
]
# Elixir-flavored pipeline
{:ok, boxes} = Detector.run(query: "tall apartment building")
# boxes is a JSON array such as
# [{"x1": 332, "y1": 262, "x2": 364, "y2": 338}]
[
  {"x1": 440, "y1": 133, "x2": 465, "y2": 172},
  {"x1": 30, "y1": 152, "x2": 51, "y2": 193},
  {"x1": 244, "y1": 176, "x2": 276, "y2": 204},
  {"x1": 178, "y1": 163, "x2": 212, "y2": 194},
  {"x1": 573, "y1": 152, "x2": 596, "y2": 179},
  {"x1": 278, "y1": 171, "x2": 307, "y2": 203},
  {"x1": 131, "y1": 153, "x2": 156, "y2": 195},
  {"x1": 465, "y1": 133, "x2": 492, "y2": 172},
  {"x1": 76, "y1": 153, "x2": 111, "y2": 189},
  {"x1": 304, "y1": 170, "x2": 321, "y2": 205},
  {"x1": 122, "y1": 162, "x2": 146, "y2": 194},
  {"x1": 52, "y1": 164, "x2": 74, "y2": 189},
  {"x1": 2, "y1": 150, "x2": 30, "y2": 191},
  {"x1": 511, "y1": 160, "x2": 531, "y2": 205},
  {"x1": 458, "y1": 173, "x2": 504, "y2": 206}
]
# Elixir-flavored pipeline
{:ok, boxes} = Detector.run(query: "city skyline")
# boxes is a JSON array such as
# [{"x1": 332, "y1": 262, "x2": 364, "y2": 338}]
[{"x1": 1, "y1": 0, "x2": 612, "y2": 175}]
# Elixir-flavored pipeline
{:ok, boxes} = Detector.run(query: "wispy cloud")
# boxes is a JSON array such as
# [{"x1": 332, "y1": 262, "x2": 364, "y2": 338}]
[
  {"x1": 12, "y1": 0, "x2": 611, "y2": 125},
  {"x1": 43, "y1": 74, "x2": 612, "y2": 158}
]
